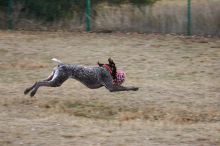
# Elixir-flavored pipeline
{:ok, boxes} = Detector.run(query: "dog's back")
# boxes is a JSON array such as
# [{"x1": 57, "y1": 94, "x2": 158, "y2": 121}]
[{"x1": 56, "y1": 64, "x2": 110, "y2": 89}]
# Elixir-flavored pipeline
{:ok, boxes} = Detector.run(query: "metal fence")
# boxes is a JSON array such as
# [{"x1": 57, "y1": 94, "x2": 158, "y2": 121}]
[{"x1": 3, "y1": 0, "x2": 220, "y2": 36}]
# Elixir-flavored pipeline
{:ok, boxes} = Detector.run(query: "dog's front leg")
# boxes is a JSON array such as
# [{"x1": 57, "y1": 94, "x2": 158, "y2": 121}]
[{"x1": 102, "y1": 76, "x2": 138, "y2": 92}]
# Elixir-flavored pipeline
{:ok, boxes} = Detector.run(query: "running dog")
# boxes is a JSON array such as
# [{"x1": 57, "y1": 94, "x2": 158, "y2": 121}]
[{"x1": 24, "y1": 58, "x2": 139, "y2": 97}]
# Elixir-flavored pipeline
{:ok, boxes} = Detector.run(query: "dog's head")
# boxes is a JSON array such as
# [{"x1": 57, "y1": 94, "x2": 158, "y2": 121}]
[{"x1": 98, "y1": 58, "x2": 117, "y2": 79}]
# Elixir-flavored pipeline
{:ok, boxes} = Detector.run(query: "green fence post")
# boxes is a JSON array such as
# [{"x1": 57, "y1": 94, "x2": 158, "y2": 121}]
[
  {"x1": 7, "y1": 0, "x2": 13, "y2": 30},
  {"x1": 85, "y1": 0, "x2": 91, "y2": 32},
  {"x1": 187, "y1": 0, "x2": 192, "y2": 35}
]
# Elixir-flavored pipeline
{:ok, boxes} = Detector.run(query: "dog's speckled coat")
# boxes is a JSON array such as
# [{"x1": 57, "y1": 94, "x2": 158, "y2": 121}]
[{"x1": 24, "y1": 59, "x2": 138, "y2": 97}]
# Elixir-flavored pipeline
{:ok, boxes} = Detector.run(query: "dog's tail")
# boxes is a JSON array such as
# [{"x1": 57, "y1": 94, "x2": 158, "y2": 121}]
[{"x1": 51, "y1": 58, "x2": 62, "y2": 64}]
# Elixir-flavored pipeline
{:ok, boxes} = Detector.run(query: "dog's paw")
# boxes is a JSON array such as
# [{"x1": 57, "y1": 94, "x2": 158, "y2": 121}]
[
  {"x1": 30, "y1": 91, "x2": 36, "y2": 97},
  {"x1": 24, "y1": 88, "x2": 30, "y2": 95},
  {"x1": 132, "y1": 87, "x2": 139, "y2": 91}
]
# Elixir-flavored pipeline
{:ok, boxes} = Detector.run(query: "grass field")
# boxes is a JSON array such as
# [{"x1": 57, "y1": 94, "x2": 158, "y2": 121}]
[{"x1": 0, "y1": 31, "x2": 220, "y2": 146}]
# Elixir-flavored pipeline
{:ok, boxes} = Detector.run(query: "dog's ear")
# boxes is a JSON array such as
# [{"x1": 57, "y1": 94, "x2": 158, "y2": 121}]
[
  {"x1": 97, "y1": 61, "x2": 104, "y2": 67},
  {"x1": 108, "y1": 58, "x2": 117, "y2": 79},
  {"x1": 108, "y1": 58, "x2": 115, "y2": 66}
]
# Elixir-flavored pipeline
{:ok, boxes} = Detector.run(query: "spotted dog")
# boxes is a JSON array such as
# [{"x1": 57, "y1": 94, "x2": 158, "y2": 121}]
[{"x1": 24, "y1": 58, "x2": 139, "y2": 97}]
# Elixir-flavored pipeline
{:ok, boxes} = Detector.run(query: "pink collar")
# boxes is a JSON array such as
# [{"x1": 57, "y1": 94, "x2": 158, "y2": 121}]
[{"x1": 103, "y1": 64, "x2": 113, "y2": 74}]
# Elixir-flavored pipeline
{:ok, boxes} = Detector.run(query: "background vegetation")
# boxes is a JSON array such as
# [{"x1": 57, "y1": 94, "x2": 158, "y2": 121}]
[
  {"x1": 0, "y1": 0, "x2": 219, "y2": 36},
  {"x1": 0, "y1": 0, "x2": 157, "y2": 21}
]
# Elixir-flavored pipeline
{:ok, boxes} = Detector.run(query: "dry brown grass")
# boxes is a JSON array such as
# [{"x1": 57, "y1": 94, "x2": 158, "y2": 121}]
[
  {"x1": 0, "y1": 31, "x2": 220, "y2": 146},
  {"x1": 95, "y1": 0, "x2": 220, "y2": 35}
]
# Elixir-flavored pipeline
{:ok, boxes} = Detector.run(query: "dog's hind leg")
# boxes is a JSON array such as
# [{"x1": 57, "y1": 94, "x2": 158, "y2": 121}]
[
  {"x1": 29, "y1": 69, "x2": 69, "y2": 97},
  {"x1": 24, "y1": 82, "x2": 37, "y2": 95},
  {"x1": 24, "y1": 71, "x2": 55, "y2": 95},
  {"x1": 43, "y1": 70, "x2": 55, "y2": 81},
  {"x1": 29, "y1": 81, "x2": 54, "y2": 97}
]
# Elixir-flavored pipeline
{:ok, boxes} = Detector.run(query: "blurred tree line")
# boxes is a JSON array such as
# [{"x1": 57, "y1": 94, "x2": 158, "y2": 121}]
[{"x1": 0, "y1": 0, "x2": 157, "y2": 21}]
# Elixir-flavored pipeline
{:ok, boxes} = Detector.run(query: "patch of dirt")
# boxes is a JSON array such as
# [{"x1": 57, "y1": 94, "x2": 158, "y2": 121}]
[{"x1": 0, "y1": 31, "x2": 220, "y2": 146}]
